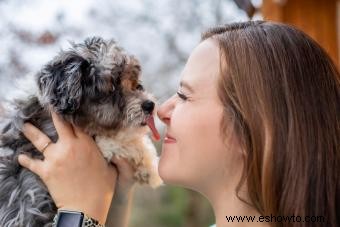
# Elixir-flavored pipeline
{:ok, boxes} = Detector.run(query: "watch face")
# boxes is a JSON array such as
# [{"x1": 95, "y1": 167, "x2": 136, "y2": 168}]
[{"x1": 56, "y1": 211, "x2": 84, "y2": 227}]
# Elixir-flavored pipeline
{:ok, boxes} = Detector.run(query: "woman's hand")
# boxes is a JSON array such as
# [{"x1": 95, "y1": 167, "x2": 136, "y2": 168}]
[
  {"x1": 18, "y1": 112, "x2": 117, "y2": 224},
  {"x1": 107, "y1": 156, "x2": 137, "y2": 227},
  {"x1": 111, "y1": 155, "x2": 137, "y2": 197}
]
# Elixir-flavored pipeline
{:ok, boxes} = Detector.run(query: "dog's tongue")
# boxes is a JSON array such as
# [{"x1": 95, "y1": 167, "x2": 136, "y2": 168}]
[{"x1": 146, "y1": 115, "x2": 160, "y2": 141}]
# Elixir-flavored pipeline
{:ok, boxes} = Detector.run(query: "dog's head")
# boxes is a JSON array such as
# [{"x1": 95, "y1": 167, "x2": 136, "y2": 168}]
[{"x1": 36, "y1": 37, "x2": 159, "y2": 138}]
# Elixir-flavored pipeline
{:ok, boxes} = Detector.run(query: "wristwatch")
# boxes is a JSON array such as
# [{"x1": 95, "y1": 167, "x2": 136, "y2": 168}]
[{"x1": 53, "y1": 210, "x2": 105, "y2": 227}]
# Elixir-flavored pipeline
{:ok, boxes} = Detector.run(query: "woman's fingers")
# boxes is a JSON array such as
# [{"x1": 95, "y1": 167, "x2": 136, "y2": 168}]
[
  {"x1": 111, "y1": 155, "x2": 135, "y2": 172},
  {"x1": 110, "y1": 155, "x2": 136, "y2": 192},
  {"x1": 18, "y1": 154, "x2": 44, "y2": 177},
  {"x1": 51, "y1": 111, "x2": 76, "y2": 139},
  {"x1": 22, "y1": 123, "x2": 53, "y2": 153},
  {"x1": 73, "y1": 125, "x2": 89, "y2": 139}
]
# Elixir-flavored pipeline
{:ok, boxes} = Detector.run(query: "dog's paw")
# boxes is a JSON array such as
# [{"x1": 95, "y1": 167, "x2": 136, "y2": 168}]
[
  {"x1": 134, "y1": 166, "x2": 163, "y2": 188},
  {"x1": 134, "y1": 168, "x2": 150, "y2": 184},
  {"x1": 149, "y1": 173, "x2": 163, "y2": 188}
]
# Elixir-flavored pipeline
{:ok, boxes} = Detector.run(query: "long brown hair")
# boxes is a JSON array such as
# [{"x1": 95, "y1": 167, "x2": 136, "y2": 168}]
[{"x1": 202, "y1": 21, "x2": 339, "y2": 227}]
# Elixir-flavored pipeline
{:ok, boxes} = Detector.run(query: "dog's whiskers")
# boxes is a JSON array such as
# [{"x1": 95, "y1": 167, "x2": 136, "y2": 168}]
[{"x1": 0, "y1": 36, "x2": 162, "y2": 226}]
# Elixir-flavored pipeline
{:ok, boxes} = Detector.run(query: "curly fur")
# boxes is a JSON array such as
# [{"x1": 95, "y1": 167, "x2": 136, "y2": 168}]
[{"x1": 0, "y1": 37, "x2": 162, "y2": 227}]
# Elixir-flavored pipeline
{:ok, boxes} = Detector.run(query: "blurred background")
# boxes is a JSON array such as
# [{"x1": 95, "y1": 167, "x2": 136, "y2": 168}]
[{"x1": 0, "y1": 0, "x2": 339, "y2": 226}]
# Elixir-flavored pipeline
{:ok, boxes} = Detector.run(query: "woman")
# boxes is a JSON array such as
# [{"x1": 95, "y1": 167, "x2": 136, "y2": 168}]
[{"x1": 18, "y1": 21, "x2": 339, "y2": 227}]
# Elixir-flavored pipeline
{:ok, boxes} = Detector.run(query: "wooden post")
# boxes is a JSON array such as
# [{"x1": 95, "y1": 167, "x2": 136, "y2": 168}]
[{"x1": 261, "y1": 0, "x2": 339, "y2": 68}]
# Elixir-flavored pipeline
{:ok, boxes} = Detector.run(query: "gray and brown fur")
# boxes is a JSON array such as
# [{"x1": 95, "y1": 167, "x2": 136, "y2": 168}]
[{"x1": 0, "y1": 37, "x2": 162, "y2": 227}]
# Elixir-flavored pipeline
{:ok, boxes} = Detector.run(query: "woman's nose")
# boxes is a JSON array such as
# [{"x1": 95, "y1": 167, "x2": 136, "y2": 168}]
[{"x1": 157, "y1": 95, "x2": 175, "y2": 125}]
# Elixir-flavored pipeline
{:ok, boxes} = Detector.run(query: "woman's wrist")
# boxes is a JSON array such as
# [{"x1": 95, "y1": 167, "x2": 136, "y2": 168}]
[
  {"x1": 59, "y1": 194, "x2": 113, "y2": 225},
  {"x1": 106, "y1": 186, "x2": 135, "y2": 227},
  {"x1": 53, "y1": 209, "x2": 105, "y2": 227},
  {"x1": 58, "y1": 207, "x2": 107, "y2": 225},
  {"x1": 113, "y1": 184, "x2": 136, "y2": 204}
]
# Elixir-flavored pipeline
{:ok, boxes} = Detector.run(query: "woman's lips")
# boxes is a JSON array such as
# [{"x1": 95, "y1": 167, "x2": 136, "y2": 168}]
[{"x1": 164, "y1": 133, "x2": 177, "y2": 143}]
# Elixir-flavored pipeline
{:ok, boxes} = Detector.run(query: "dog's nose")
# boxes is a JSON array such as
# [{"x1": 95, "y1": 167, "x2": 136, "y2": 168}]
[{"x1": 141, "y1": 100, "x2": 155, "y2": 114}]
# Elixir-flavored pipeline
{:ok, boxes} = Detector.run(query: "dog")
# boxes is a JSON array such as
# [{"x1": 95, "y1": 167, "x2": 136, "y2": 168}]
[{"x1": 0, "y1": 37, "x2": 162, "y2": 227}]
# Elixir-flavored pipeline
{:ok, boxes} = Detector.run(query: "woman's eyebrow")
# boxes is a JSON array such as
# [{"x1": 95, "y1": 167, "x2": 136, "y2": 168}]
[{"x1": 180, "y1": 81, "x2": 194, "y2": 93}]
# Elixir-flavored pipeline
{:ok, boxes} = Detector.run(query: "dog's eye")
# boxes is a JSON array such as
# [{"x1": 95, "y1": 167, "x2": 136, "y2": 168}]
[
  {"x1": 136, "y1": 84, "x2": 144, "y2": 91},
  {"x1": 114, "y1": 77, "x2": 121, "y2": 85}
]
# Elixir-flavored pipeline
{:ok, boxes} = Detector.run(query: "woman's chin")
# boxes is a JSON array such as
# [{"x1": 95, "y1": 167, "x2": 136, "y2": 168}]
[
  {"x1": 158, "y1": 164, "x2": 190, "y2": 188},
  {"x1": 158, "y1": 159, "x2": 172, "y2": 182},
  {"x1": 158, "y1": 145, "x2": 177, "y2": 178},
  {"x1": 158, "y1": 146, "x2": 189, "y2": 186},
  {"x1": 158, "y1": 161, "x2": 180, "y2": 185}
]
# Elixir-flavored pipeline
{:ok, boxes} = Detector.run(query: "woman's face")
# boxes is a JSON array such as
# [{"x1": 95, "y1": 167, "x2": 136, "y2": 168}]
[{"x1": 157, "y1": 39, "x2": 242, "y2": 191}]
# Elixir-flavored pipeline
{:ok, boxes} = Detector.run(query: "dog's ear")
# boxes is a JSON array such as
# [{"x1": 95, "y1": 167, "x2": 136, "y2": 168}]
[{"x1": 37, "y1": 53, "x2": 91, "y2": 114}]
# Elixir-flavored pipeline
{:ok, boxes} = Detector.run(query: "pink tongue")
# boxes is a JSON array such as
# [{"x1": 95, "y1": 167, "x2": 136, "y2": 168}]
[{"x1": 146, "y1": 115, "x2": 160, "y2": 141}]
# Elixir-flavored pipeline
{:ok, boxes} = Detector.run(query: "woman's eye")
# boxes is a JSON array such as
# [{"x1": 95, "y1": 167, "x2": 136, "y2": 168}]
[
  {"x1": 136, "y1": 84, "x2": 144, "y2": 91},
  {"x1": 176, "y1": 92, "x2": 188, "y2": 101}
]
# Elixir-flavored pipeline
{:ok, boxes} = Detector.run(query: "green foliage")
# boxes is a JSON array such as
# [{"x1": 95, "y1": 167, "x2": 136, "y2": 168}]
[{"x1": 130, "y1": 186, "x2": 214, "y2": 227}]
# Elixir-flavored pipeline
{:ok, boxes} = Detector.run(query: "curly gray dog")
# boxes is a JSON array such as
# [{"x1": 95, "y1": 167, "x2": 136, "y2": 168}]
[{"x1": 0, "y1": 37, "x2": 162, "y2": 227}]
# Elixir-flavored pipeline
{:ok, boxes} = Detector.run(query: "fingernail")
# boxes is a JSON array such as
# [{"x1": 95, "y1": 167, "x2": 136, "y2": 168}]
[
  {"x1": 21, "y1": 123, "x2": 32, "y2": 133},
  {"x1": 21, "y1": 123, "x2": 28, "y2": 133},
  {"x1": 17, "y1": 154, "x2": 26, "y2": 164}
]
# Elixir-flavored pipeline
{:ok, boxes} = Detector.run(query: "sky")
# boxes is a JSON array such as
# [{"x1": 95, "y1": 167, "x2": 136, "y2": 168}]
[{"x1": 0, "y1": 0, "x2": 260, "y2": 125}]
